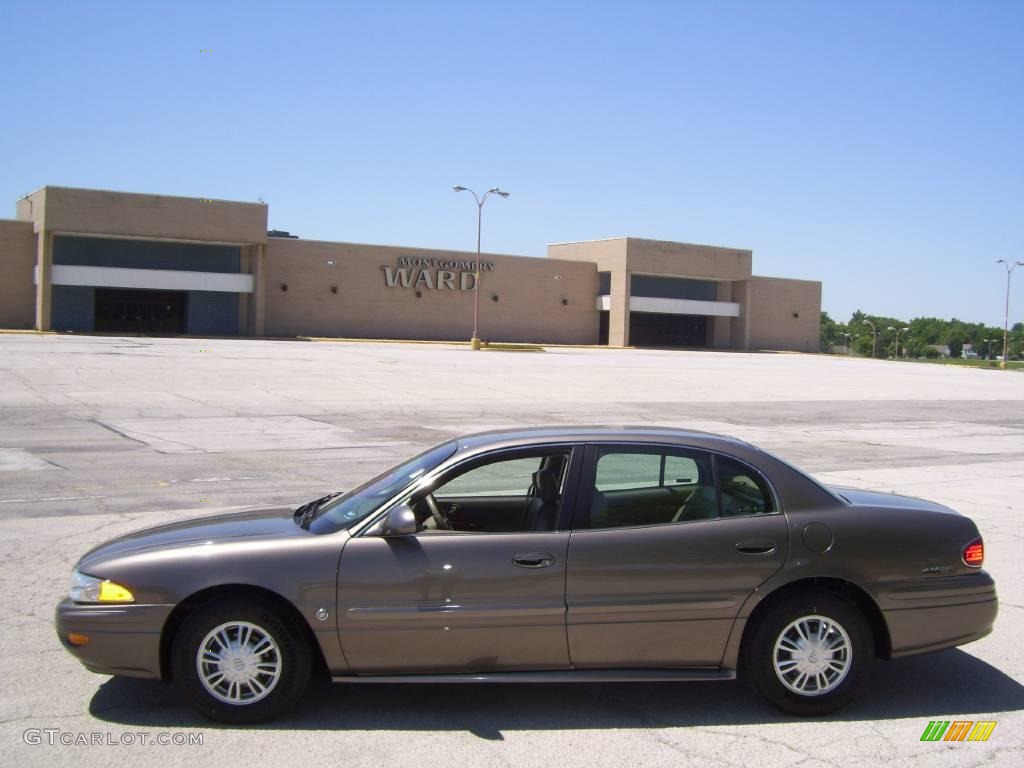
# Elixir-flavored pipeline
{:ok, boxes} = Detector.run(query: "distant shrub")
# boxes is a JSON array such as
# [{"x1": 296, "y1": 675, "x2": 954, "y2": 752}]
[{"x1": 922, "y1": 347, "x2": 941, "y2": 359}]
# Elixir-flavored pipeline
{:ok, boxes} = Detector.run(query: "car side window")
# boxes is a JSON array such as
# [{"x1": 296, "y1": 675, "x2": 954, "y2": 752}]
[
  {"x1": 419, "y1": 451, "x2": 570, "y2": 533},
  {"x1": 439, "y1": 457, "x2": 542, "y2": 497},
  {"x1": 716, "y1": 456, "x2": 774, "y2": 516},
  {"x1": 587, "y1": 448, "x2": 714, "y2": 529},
  {"x1": 593, "y1": 452, "x2": 661, "y2": 492}
]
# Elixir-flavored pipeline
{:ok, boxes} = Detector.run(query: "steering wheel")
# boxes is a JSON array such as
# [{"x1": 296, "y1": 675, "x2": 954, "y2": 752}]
[{"x1": 424, "y1": 493, "x2": 450, "y2": 530}]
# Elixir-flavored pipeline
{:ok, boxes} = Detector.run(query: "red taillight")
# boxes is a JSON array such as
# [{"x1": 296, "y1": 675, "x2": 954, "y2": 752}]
[{"x1": 962, "y1": 538, "x2": 984, "y2": 568}]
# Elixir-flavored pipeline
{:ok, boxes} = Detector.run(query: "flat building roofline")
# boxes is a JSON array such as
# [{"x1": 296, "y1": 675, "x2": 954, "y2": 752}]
[
  {"x1": 549, "y1": 235, "x2": 751, "y2": 254},
  {"x1": 548, "y1": 236, "x2": 630, "y2": 246},
  {"x1": 751, "y1": 274, "x2": 822, "y2": 286},
  {"x1": 22, "y1": 185, "x2": 267, "y2": 208}
]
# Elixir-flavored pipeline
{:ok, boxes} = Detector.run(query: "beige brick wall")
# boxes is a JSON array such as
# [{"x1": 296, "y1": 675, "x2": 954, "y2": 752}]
[
  {"x1": 18, "y1": 186, "x2": 267, "y2": 244},
  {"x1": 730, "y1": 280, "x2": 751, "y2": 350},
  {"x1": 746, "y1": 276, "x2": 821, "y2": 352},
  {"x1": 0, "y1": 219, "x2": 37, "y2": 329},
  {"x1": 548, "y1": 239, "x2": 629, "y2": 344},
  {"x1": 548, "y1": 239, "x2": 629, "y2": 271},
  {"x1": 627, "y1": 238, "x2": 751, "y2": 281},
  {"x1": 264, "y1": 239, "x2": 599, "y2": 343},
  {"x1": 711, "y1": 281, "x2": 733, "y2": 348}
]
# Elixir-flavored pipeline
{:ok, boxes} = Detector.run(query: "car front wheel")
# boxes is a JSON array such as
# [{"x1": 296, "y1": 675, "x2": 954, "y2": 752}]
[
  {"x1": 745, "y1": 592, "x2": 871, "y2": 716},
  {"x1": 171, "y1": 598, "x2": 311, "y2": 724}
]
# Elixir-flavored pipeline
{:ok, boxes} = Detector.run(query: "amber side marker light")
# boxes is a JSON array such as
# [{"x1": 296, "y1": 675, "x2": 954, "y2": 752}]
[
  {"x1": 67, "y1": 633, "x2": 90, "y2": 646},
  {"x1": 963, "y1": 538, "x2": 984, "y2": 568}
]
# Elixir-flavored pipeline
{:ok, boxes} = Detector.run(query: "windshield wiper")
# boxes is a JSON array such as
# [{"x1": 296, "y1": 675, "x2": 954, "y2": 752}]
[{"x1": 294, "y1": 491, "x2": 344, "y2": 529}]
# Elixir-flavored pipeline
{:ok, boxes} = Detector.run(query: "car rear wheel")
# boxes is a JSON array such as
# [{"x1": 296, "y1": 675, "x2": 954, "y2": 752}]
[
  {"x1": 745, "y1": 592, "x2": 871, "y2": 716},
  {"x1": 171, "y1": 598, "x2": 311, "y2": 724}
]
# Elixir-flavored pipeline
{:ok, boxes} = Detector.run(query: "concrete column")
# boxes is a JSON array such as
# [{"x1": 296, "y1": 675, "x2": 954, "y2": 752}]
[
  {"x1": 711, "y1": 281, "x2": 733, "y2": 348},
  {"x1": 608, "y1": 269, "x2": 631, "y2": 346},
  {"x1": 249, "y1": 243, "x2": 266, "y2": 336},
  {"x1": 731, "y1": 280, "x2": 751, "y2": 350},
  {"x1": 237, "y1": 247, "x2": 250, "y2": 334},
  {"x1": 34, "y1": 231, "x2": 53, "y2": 331}
]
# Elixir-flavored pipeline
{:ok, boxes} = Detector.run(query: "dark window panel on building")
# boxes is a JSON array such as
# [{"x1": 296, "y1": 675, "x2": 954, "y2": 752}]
[
  {"x1": 54, "y1": 236, "x2": 241, "y2": 274},
  {"x1": 630, "y1": 274, "x2": 718, "y2": 302}
]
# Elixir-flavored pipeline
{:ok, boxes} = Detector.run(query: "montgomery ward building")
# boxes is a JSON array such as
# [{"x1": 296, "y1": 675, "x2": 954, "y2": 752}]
[{"x1": 0, "y1": 186, "x2": 821, "y2": 350}]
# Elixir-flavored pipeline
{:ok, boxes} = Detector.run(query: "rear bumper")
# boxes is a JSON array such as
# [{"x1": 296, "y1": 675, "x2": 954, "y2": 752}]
[
  {"x1": 55, "y1": 598, "x2": 173, "y2": 679},
  {"x1": 871, "y1": 571, "x2": 998, "y2": 658}
]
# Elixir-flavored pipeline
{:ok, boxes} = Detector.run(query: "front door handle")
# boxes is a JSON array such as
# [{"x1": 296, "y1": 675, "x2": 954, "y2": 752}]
[
  {"x1": 513, "y1": 553, "x2": 556, "y2": 569},
  {"x1": 735, "y1": 539, "x2": 776, "y2": 555}
]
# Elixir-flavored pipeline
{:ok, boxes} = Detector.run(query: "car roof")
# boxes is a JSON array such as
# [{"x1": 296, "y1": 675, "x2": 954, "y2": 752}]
[{"x1": 456, "y1": 425, "x2": 755, "y2": 453}]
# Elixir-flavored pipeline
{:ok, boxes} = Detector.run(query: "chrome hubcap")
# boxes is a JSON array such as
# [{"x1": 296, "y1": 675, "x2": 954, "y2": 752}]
[
  {"x1": 772, "y1": 614, "x2": 851, "y2": 696},
  {"x1": 197, "y1": 621, "x2": 281, "y2": 705}
]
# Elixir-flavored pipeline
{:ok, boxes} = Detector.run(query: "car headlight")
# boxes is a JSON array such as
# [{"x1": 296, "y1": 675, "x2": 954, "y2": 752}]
[{"x1": 69, "y1": 569, "x2": 135, "y2": 604}]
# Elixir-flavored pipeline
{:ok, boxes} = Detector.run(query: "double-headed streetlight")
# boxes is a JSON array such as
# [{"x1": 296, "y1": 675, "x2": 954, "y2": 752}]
[
  {"x1": 996, "y1": 259, "x2": 1023, "y2": 369},
  {"x1": 887, "y1": 326, "x2": 909, "y2": 358},
  {"x1": 454, "y1": 185, "x2": 510, "y2": 350},
  {"x1": 862, "y1": 320, "x2": 877, "y2": 358}
]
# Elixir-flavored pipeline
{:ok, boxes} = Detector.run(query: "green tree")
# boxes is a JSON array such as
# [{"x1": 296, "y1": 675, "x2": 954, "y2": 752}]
[
  {"x1": 830, "y1": 311, "x2": 1021, "y2": 359},
  {"x1": 820, "y1": 311, "x2": 837, "y2": 352},
  {"x1": 947, "y1": 329, "x2": 966, "y2": 358}
]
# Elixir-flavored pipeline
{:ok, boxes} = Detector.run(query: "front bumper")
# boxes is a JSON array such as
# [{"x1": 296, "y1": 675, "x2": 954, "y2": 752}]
[
  {"x1": 872, "y1": 571, "x2": 998, "y2": 658},
  {"x1": 55, "y1": 598, "x2": 174, "y2": 679}
]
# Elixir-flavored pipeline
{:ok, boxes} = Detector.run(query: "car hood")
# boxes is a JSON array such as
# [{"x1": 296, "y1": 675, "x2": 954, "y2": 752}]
[
  {"x1": 827, "y1": 486, "x2": 960, "y2": 515},
  {"x1": 77, "y1": 506, "x2": 309, "y2": 570}
]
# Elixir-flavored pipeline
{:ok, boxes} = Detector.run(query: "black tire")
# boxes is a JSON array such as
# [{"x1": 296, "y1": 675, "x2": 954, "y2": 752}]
[
  {"x1": 171, "y1": 597, "x2": 311, "y2": 724},
  {"x1": 744, "y1": 591, "x2": 872, "y2": 716}
]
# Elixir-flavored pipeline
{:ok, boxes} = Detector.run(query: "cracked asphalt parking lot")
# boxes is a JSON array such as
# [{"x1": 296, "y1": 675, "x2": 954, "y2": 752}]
[{"x1": 1, "y1": 334, "x2": 1021, "y2": 767}]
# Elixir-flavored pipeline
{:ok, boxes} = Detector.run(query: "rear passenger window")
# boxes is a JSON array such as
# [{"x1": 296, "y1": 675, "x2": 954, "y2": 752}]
[
  {"x1": 594, "y1": 453, "x2": 661, "y2": 492},
  {"x1": 587, "y1": 449, "x2": 714, "y2": 528},
  {"x1": 716, "y1": 456, "x2": 774, "y2": 516},
  {"x1": 664, "y1": 455, "x2": 699, "y2": 485}
]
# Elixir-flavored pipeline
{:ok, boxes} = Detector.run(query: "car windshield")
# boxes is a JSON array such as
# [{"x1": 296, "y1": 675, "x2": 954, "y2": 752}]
[{"x1": 305, "y1": 441, "x2": 457, "y2": 534}]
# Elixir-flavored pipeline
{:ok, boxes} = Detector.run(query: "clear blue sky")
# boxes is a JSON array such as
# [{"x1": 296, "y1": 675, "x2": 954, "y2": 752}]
[{"x1": 2, "y1": 1, "x2": 1021, "y2": 327}]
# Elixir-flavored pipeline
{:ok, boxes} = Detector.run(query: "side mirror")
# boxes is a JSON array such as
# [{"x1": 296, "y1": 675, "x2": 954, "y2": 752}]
[{"x1": 378, "y1": 503, "x2": 417, "y2": 537}]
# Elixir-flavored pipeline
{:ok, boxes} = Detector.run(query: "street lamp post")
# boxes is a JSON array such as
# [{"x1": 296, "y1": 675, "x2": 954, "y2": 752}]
[
  {"x1": 454, "y1": 185, "x2": 510, "y2": 350},
  {"x1": 888, "y1": 326, "x2": 909, "y2": 358},
  {"x1": 996, "y1": 260, "x2": 1024, "y2": 369},
  {"x1": 863, "y1": 320, "x2": 877, "y2": 358}
]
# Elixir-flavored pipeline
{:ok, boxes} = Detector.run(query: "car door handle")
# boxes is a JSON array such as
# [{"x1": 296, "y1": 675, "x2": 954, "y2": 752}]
[
  {"x1": 513, "y1": 553, "x2": 556, "y2": 569},
  {"x1": 735, "y1": 539, "x2": 776, "y2": 555}
]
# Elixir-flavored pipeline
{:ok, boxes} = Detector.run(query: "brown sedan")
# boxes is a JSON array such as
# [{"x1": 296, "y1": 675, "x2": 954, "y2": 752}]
[{"x1": 56, "y1": 427, "x2": 998, "y2": 723}]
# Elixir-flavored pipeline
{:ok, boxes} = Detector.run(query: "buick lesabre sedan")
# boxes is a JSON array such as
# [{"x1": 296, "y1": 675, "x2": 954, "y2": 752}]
[{"x1": 57, "y1": 427, "x2": 997, "y2": 723}]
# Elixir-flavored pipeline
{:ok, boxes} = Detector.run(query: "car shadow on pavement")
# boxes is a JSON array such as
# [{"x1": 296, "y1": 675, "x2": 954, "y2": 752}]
[{"x1": 89, "y1": 648, "x2": 1024, "y2": 739}]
